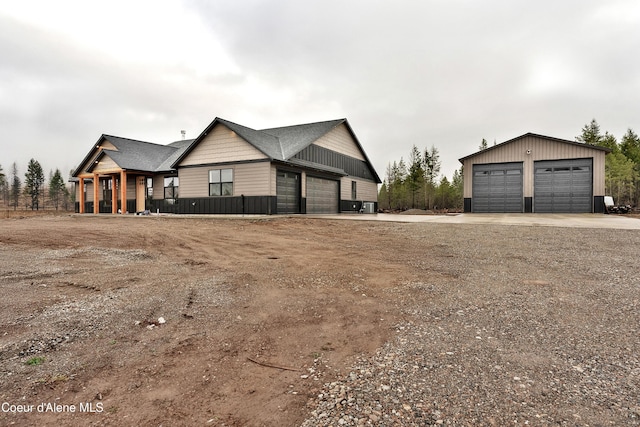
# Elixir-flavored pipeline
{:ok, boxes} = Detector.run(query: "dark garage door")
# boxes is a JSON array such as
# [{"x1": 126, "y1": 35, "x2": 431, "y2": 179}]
[
  {"x1": 276, "y1": 171, "x2": 300, "y2": 214},
  {"x1": 306, "y1": 176, "x2": 338, "y2": 214},
  {"x1": 472, "y1": 162, "x2": 523, "y2": 213},
  {"x1": 534, "y1": 159, "x2": 592, "y2": 213}
]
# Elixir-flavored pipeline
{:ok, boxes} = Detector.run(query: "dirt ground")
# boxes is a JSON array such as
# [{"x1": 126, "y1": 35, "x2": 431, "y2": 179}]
[
  {"x1": 0, "y1": 214, "x2": 406, "y2": 426},
  {"x1": 0, "y1": 213, "x2": 639, "y2": 426}
]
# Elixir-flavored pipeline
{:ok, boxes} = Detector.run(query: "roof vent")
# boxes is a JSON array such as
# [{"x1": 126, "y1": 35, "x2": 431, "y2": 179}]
[{"x1": 181, "y1": 130, "x2": 186, "y2": 140}]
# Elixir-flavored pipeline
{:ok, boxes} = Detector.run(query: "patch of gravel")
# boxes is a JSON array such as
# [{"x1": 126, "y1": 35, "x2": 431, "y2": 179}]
[{"x1": 302, "y1": 225, "x2": 640, "y2": 426}]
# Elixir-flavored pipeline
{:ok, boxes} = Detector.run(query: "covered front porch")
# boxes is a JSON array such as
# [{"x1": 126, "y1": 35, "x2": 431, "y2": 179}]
[{"x1": 76, "y1": 170, "x2": 149, "y2": 214}]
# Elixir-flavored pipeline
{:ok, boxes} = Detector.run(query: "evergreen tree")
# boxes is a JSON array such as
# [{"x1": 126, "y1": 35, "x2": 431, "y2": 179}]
[
  {"x1": 479, "y1": 138, "x2": 488, "y2": 150},
  {"x1": 620, "y1": 128, "x2": 640, "y2": 206},
  {"x1": 451, "y1": 167, "x2": 464, "y2": 210},
  {"x1": 49, "y1": 169, "x2": 67, "y2": 211},
  {"x1": 599, "y1": 132, "x2": 618, "y2": 152},
  {"x1": 407, "y1": 145, "x2": 424, "y2": 208},
  {"x1": 606, "y1": 151, "x2": 636, "y2": 203},
  {"x1": 576, "y1": 118, "x2": 603, "y2": 145},
  {"x1": 423, "y1": 145, "x2": 441, "y2": 209},
  {"x1": 24, "y1": 159, "x2": 45, "y2": 210},
  {"x1": 0, "y1": 164, "x2": 6, "y2": 206},
  {"x1": 378, "y1": 180, "x2": 389, "y2": 210},
  {"x1": 10, "y1": 163, "x2": 20, "y2": 210},
  {"x1": 391, "y1": 159, "x2": 407, "y2": 210},
  {"x1": 620, "y1": 128, "x2": 640, "y2": 164},
  {"x1": 435, "y1": 176, "x2": 451, "y2": 210}
]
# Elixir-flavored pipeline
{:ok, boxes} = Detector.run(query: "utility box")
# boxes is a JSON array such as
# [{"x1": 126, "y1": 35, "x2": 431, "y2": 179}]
[{"x1": 362, "y1": 202, "x2": 375, "y2": 214}]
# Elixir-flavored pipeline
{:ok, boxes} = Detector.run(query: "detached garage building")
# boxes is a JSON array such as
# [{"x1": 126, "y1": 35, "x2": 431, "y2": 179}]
[{"x1": 459, "y1": 133, "x2": 610, "y2": 213}]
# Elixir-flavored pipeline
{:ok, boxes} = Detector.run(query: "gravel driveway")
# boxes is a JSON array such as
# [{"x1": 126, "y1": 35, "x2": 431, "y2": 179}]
[{"x1": 301, "y1": 222, "x2": 640, "y2": 426}]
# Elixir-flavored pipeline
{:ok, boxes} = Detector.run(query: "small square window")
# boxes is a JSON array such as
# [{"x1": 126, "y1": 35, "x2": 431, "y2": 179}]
[{"x1": 209, "y1": 168, "x2": 233, "y2": 197}]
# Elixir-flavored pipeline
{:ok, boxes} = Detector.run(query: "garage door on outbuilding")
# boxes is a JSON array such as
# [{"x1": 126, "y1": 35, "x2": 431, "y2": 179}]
[
  {"x1": 459, "y1": 133, "x2": 610, "y2": 214},
  {"x1": 472, "y1": 162, "x2": 523, "y2": 213},
  {"x1": 534, "y1": 159, "x2": 592, "y2": 213},
  {"x1": 306, "y1": 176, "x2": 339, "y2": 214}
]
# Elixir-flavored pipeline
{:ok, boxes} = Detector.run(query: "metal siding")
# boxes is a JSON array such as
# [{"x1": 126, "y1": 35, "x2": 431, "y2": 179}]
[
  {"x1": 463, "y1": 135, "x2": 608, "y2": 200},
  {"x1": 534, "y1": 159, "x2": 593, "y2": 213},
  {"x1": 293, "y1": 144, "x2": 375, "y2": 181}
]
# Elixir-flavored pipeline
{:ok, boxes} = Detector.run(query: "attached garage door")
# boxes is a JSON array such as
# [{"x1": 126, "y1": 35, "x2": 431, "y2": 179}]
[
  {"x1": 306, "y1": 176, "x2": 338, "y2": 214},
  {"x1": 472, "y1": 162, "x2": 523, "y2": 212},
  {"x1": 276, "y1": 171, "x2": 300, "y2": 214},
  {"x1": 534, "y1": 159, "x2": 592, "y2": 213}
]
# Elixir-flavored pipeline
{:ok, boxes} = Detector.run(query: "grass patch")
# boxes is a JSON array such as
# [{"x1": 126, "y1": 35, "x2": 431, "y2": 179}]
[{"x1": 26, "y1": 356, "x2": 45, "y2": 366}]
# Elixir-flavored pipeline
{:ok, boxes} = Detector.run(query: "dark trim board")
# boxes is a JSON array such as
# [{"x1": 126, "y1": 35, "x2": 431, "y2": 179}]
[
  {"x1": 525, "y1": 197, "x2": 533, "y2": 213},
  {"x1": 464, "y1": 198, "x2": 472, "y2": 213},
  {"x1": 594, "y1": 196, "x2": 605, "y2": 214}
]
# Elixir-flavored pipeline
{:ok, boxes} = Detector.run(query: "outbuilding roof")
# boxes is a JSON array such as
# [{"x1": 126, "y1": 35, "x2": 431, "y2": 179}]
[{"x1": 458, "y1": 132, "x2": 612, "y2": 163}]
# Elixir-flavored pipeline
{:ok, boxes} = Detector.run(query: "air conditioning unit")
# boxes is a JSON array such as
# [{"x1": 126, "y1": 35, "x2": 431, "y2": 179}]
[{"x1": 362, "y1": 202, "x2": 375, "y2": 214}]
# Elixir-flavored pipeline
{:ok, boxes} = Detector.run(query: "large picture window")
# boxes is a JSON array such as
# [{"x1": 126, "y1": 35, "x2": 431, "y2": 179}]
[
  {"x1": 209, "y1": 169, "x2": 233, "y2": 196},
  {"x1": 164, "y1": 176, "x2": 179, "y2": 202}
]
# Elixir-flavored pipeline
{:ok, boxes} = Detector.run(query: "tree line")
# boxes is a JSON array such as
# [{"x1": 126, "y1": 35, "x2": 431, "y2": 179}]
[
  {"x1": 379, "y1": 119, "x2": 640, "y2": 212},
  {"x1": 378, "y1": 145, "x2": 464, "y2": 212},
  {"x1": 576, "y1": 119, "x2": 640, "y2": 207},
  {"x1": 0, "y1": 160, "x2": 73, "y2": 211}
]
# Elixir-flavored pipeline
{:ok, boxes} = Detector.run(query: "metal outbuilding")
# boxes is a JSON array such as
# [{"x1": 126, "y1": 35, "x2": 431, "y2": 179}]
[{"x1": 459, "y1": 133, "x2": 611, "y2": 213}]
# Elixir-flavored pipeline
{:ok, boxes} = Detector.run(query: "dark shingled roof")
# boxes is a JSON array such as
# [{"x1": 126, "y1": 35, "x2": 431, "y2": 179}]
[
  {"x1": 74, "y1": 135, "x2": 193, "y2": 176},
  {"x1": 74, "y1": 117, "x2": 381, "y2": 183},
  {"x1": 171, "y1": 117, "x2": 381, "y2": 183},
  {"x1": 173, "y1": 117, "x2": 353, "y2": 166}
]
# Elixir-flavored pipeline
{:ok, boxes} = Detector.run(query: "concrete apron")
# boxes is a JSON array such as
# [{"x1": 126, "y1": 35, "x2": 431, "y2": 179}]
[{"x1": 308, "y1": 213, "x2": 640, "y2": 230}]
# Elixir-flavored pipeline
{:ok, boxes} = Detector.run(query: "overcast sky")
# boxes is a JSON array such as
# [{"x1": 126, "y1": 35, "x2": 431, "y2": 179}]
[{"x1": 1, "y1": 0, "x2": 639, "y2": 183}]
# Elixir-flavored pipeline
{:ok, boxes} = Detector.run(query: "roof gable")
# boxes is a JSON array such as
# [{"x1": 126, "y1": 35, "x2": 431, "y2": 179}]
[
  {"x1": 172, "y1": 117, "x2": 381, "y2": 182},
  {"x1": 73, "y1": 134, "x2": 192, "y2": 176},
  {"x1": 261, "y1": 119, "x2": 345, "y2": 159},
  {"x1": 459, "y1": 132, "x2": 612, "y2": 163}
]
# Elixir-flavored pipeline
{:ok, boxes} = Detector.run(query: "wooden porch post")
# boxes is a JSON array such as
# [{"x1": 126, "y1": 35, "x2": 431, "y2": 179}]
[
  {"x1": 111, "y1": 175, "x2": 118, "y2": 214},
  {"x1": 93, "y1": 173, "x2": 100, "y2": 214},
  {"x1": 78, "y1": 178, "x2": 85, "y2": 214},
  {"x1": 120, "y1": 171, "x2": 127, "y2": 214}
]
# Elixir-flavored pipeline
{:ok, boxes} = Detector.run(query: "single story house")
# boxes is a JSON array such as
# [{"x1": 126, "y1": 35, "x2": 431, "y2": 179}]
[
  {"x1": 72, "y1": 117, "x2": 381, "y2": 215},
  {"x1": 459, "y1": 133, "x2": 611, "y2": 213}
]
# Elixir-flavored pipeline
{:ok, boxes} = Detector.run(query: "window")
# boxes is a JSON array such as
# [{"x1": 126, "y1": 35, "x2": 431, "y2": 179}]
[
  {"x1": 146, "y1": 177, "x2": 153, "y2": 198},
  {"x1": 102, "y1": 179, "x2": 112, "y2": 201},
  {"x1": 351, "y1": 181, "x2": 357, "y2": 200},
  {"x1": 164, "y1": 177, "x2": 179, "y2": 201},
  {"x1": 209, "y1": 169, "x2": 233, "y2": 196}
]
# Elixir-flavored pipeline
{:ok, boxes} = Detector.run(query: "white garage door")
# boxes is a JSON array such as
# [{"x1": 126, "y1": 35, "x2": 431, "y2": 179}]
[
  {"x1": 534, "y1": 159, "x2": 592, "y2": 213},
  {"x1": 306, "y1": 176, "x2": 338, "y2": 214},
  {"x1": 472, "y1": 162, "x2": 523, "y2": 213}
]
